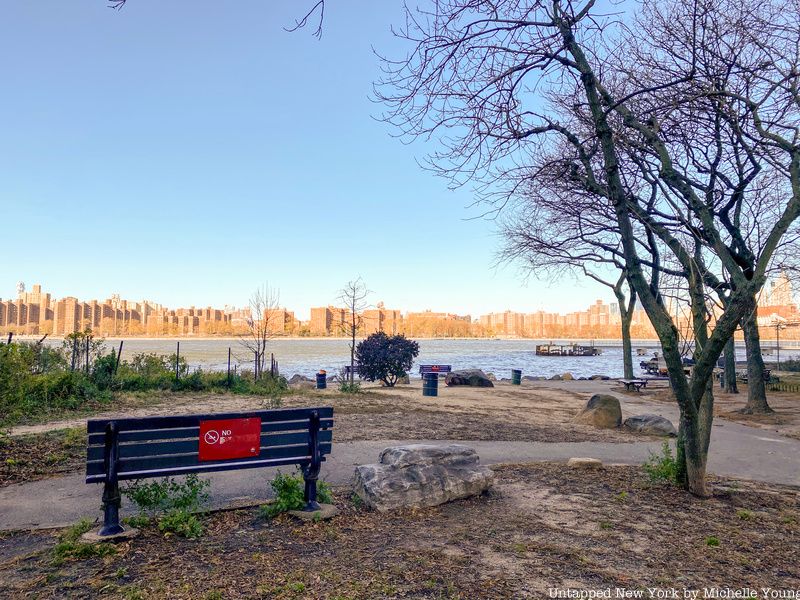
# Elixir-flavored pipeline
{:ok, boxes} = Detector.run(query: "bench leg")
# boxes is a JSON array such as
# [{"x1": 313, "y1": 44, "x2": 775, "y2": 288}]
[
  {"x1": 100, "y1": 480, "x2": 123, "y2": 536},
  {"x1": 302, "y1": 465, "x2": 321, "y2": 512},
  {"x1": 302, "y1": 410, "x2": 322, "y2": 512}
]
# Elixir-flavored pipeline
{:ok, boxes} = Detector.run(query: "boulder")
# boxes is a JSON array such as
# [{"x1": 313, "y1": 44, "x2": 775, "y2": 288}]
[
  {"x1": 522, "y1": 375, "x2": 540, "y2": 382},
  {"x1": 622, "y1": 414, "x2": 677, "y2": 437},
  {"x1": 549, "y1": 374, "x2": 562, "y2": 381},
  {"x1": 562, "y1": 372, "x2": 574, "y2": 381},
  {"x1": 589, "y1": 374, "x2": 611, "y2": 381},
  {"x1": 485, "y1": 372, "x2": 497, "y2": 381},
  {"x1": 288, "y1": 374, "x2": 311, "y2": 384},
  {"x1": 445, "y1": 369, "x2": 494, "y2": 387},
  {"x1": 573, "y1": 394, "x2": 622, "y2": 428},
  {"x1": 353, "y1": 444, "x2": 494, "y2": 512}
]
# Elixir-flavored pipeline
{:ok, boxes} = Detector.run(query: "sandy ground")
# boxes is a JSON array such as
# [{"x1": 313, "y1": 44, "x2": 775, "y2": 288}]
[
  {"x1": 1, "y1": 463, "x2": 797, "y2": 599},
  {"x1": 8, "y1": 380, "x2": 648, "y2": 444},
  {"x1": 625, "y1": 381, "x2": 800, "y2": 440}
]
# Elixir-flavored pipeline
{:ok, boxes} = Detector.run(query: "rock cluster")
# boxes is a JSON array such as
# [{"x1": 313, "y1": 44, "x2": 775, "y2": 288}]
[
  {"x1": 445, "y1": 369, "x2": 494, "y2": 387},
  {"x1": 353, "y1": 444, "x2": 494, "y2": 512},
  {"x1": 622, "y1": 414, "x2": 677, "y2": 436}
]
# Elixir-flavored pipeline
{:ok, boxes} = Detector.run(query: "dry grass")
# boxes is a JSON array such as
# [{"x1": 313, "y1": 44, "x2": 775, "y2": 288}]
[{"x1": 0, "y1": 463, "x2": 797, "y2": 599}]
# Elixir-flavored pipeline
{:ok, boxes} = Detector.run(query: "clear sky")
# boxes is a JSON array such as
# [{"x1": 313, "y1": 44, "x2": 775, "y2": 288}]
[{"x1": 0, "y1": 1, "x2": 613, "y2": 320}]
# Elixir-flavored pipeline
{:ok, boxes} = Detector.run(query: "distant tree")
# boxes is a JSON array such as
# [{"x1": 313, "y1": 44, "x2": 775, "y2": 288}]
[
  {"x1": 239, "y1": 284, "x2": 280, "y2": 381},
  {"x1": 356, "y1": 332, "x2": 420, "y2": 387},
  {"x1": 337, "y1": 277, "x2": 370, "y2": 384}
]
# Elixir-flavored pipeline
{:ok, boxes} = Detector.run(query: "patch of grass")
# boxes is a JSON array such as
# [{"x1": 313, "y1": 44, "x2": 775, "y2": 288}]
[
  {"x1": 599, "y1": 520, "x2": 614, "y2": 530},
  {"x1": 643, "y1": 441, "x2": 678, "y2": 484},
  {"x1": 736, "y1": 509, "x2": 754, "y2": 521},
  {"x1": 260, "y1": 469, "x2": 334, "y2": 519},
  {"x1": 705, "y1": 536, "x2": 721, "y2": 547},
  {"x1": 51, "y1": 519, "x2": 117, "y2": 566},
  {"x1": 614, "y1": 491, "x2": 629, "y2": 502}
]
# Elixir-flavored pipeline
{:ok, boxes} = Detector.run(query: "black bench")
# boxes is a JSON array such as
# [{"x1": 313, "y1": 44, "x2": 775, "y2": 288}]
[
  {"x1": 343, "y1": 365, "x2": 362, "y2": 378},
  {"x1": 619, "y1": 378, "x2": 647, "y2": 392},
  {"x1": 419, "y1": 364, "x2": 452, "y2": 378},
  {"x1": 86, "y1": 406, "x2": 333, "y2": 536}
]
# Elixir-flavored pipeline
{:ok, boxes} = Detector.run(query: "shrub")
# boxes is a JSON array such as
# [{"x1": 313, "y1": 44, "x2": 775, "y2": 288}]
[
  {"x1": 338, "y1": 380, "x2": 362, "y2": 394},
  {"x1": 51, "y1": 519, "x2": 117, "y2": 566},
  {"x1": 355, "y1": 332, "x2": 420, "y2": 387},
  {"x1": 158, "y1": 509, "x2": 204, "y2": 538},
  {"x1": 260, "y1": 468, "x2": 333, "y2": 518},
  {"x1": 122, "y1": 474, "x2": 210, "y2": 537},
  {"x1": 123, "y1": 473, "x2": 210, "y2": 516},
  {"x1": 781, "y1": 359, "x2": 800, "y2": 372},
  {"x1": 642, "y1": 441, "x2": 679, "y2": 484}
]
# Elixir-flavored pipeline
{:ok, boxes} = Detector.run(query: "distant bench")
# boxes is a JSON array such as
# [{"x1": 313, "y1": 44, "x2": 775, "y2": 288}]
[
  {"x1": 419, "y1": 364, "x2": 452, "y2": 378},
  {"x1": 85, "y1": 407, "x2": 334, "y2": 537},
  {"x1": 343, "y1": 365, "x2": 362, "y2": 378},
  {"x1": 619, "y1": 378, "x2": 648, "y2": 392}
]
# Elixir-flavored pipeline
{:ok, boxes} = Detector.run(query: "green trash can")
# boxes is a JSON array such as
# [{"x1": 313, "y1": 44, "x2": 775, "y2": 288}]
[
  {"x1": 511, "y1": 369, "x2": 522, "y2": 385},
  {"x1": 422, "y1": 373, "x2": 439, "y2": 397}
]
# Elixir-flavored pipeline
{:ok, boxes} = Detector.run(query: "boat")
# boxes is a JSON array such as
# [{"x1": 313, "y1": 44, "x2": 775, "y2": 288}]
[{"x1": 535, "y1": 343, "x2": 601, "y2": 356}]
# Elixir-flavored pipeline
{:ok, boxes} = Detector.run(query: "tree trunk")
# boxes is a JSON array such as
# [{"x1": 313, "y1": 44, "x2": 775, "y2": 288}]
[
  {"x1": 621, "y1": 312, "x2": 634, "y2": 379},
  {"x1": 723, "y1": 337, "x2": 738, "y2": 393},
  {"x1": 741, "y1": 308, "x2": 772, "y2": 414}
]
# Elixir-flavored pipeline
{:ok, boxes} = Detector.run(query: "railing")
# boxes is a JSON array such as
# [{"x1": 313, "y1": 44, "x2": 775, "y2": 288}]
[{"x1": 768, "y1": 382, "x2": 800, "y2": 394}]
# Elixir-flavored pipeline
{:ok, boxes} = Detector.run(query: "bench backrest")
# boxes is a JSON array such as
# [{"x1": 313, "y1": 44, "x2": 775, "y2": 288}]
[
  {"x1": 86, "y1": 407, "x2": 333, "y2": 484},
  {"x1": 419, "y1": 364, "x2": 452, "y2": 374}
]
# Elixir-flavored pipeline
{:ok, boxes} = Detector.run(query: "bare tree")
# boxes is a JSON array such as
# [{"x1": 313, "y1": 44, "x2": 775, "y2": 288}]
[
  {"x1": 376, "y1": 0, "x2": 800, "y2": 495},
  {"x1": 239, "y1": 284, "x2": 281, "y2": 381},
  {"x1": 338, "y1": 277, "x2": 370, "y2": 384}
]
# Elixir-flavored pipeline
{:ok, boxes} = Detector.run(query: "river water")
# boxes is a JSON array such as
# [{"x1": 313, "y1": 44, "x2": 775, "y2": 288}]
[{"x1": 38, "y1": 337, "x2": 795, "y2": 379}]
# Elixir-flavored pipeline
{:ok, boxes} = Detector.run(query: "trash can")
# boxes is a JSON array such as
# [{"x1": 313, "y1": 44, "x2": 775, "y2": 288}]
[
  {"x1": 316, "y1": 370, "x2": 327, "y2": 390},
  {"x1": 422, "y1": 372, "x2": 439, "y2": 397},
  {"x1": 511, "y1": 369, "x2": 522, "y2": 385}
]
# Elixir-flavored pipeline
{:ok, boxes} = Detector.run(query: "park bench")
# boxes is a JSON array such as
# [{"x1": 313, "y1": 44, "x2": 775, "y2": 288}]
[
  {"x1": 418, "y1": 364, "x2": 452, "y2": 378},
  {"x1": 343, "y1": 365, "x2": 362, "y2": 378},
  {"x1": 85, "y1": 406, "x2": 333, "y2": 537},
  {"x1": 619, "y1": 378, "x2": 648, "y2": 392}
]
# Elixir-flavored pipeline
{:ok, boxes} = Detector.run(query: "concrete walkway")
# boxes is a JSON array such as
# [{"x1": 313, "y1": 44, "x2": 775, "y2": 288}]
[{"x1": 2, "y1": 414, "x2": 799, "y2": 531}]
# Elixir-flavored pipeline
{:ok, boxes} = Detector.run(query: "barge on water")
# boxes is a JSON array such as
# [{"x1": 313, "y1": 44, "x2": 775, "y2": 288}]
[{"x1": 535, "y1": 343, "x2": 601, "y2": 356}]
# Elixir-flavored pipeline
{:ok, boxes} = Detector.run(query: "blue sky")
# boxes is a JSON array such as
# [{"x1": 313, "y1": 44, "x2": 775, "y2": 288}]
[{"x1": 0, "y1": 1, "x2": 613, "y2": 319}]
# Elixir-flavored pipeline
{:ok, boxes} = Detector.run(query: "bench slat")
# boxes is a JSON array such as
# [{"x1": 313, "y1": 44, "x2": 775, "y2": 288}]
[
  {"x1": 86, "y1": 429, "x2": 334, "y2": 462},
  {"x1": 86, "y1": 407, "x2": 333, "y2": 434},
  {"x1": 87, "y1": 418, "x2": 334, "y2": 445},
  {"x1": 86, "y1": 455, "x2": 323, "y2": 484},
  {"x1": 86, "y1": 441, "x2": 332, "y2": 479}
]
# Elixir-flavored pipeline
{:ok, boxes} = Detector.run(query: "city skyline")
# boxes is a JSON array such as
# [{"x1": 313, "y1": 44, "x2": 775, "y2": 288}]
[{"x1": 4, "y1": 279, "x2": 798, "y2": 339}]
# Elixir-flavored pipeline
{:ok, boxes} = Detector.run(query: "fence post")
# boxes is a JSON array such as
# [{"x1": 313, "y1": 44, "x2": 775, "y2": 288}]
[
  {"x1": 114, "y1": 340, "x2": 123, "y2": 376},
  {"x1": 227, "y1": 347, "x2": 231, "y2": 387},
  {"x1": 175, "y1": 341, "x2": 180, "y2": 382}
]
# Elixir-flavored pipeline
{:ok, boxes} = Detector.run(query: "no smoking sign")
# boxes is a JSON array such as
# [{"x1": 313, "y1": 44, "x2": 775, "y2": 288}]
[{"x1": 198, "y1": 418, "x2": 261, "y2": 461}]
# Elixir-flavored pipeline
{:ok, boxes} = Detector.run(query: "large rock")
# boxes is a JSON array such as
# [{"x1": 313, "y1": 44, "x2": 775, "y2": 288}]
[
  {"x1": 573, "y1": 394, "x2": 622, "y2": 428},
  {"x1": 562, "y1": 372, "x2": 574, "y2": 381},
  {"x1": 445, "y1": 369, "x2": 494, "y2": 387},
  {"x1": 353, "y1": 444, "x2": 494, "y2": 512},
  {"x1": 549, "y1": 374, "x2": 562, "y2": 381},
  {"x1": 623, "y1": 414, "x2": 677, "y2": 437},
  {"x1": 288, "y1": 374, "x2": 312, "y2": 384},
  {"x1": 589, "y1": 374, "x2": 611, "y2": 380}
]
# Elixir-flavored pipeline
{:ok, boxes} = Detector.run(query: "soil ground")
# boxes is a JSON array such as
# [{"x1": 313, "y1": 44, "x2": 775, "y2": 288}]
[
  {"x1": 1, "y1": 382, "x2": 654, "y2": 487},
  {"x1": 0, "y1": 463, "x2": 797, "y2": 599},
  {"x1": 627, "y1": 381, "x2": 800, "y2": 440}
]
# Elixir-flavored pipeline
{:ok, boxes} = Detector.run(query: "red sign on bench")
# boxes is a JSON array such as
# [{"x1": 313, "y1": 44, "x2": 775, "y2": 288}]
[{"x1": 199, "y1": 418, "x2": 261, "y2": 462}]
